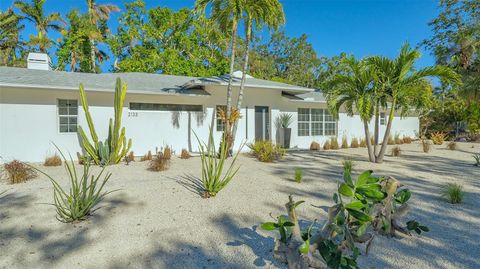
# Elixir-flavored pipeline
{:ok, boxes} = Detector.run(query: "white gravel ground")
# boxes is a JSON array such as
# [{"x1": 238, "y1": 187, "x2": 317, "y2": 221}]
[{"x1": 0, "y1": 142, "x2": 479, "y2": 269}]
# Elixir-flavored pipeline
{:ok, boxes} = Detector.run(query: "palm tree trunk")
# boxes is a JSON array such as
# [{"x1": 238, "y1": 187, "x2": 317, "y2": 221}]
[
  {"x1": 90, "y1": 39, "x2": 96, "y2": 73},
  {"x1": 376, "y1": 99, "x2": 396, "y2": 163},
  {"x1": 374, "y1": 101, "x2": 380, "y2": 156},
  {"x1": 224, "y1": 20, "x2": 238, "y2": 154},
  {"x1": 363, "y1": 120, "x2": 376, "y2": 162},
  {"x1": 232, "y1": 19, "x2": 252, "y2": 145}
]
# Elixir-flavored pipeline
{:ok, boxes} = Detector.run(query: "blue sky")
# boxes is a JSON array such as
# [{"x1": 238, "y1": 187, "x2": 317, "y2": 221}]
[{"x1": 1, "y1": 0, "x2": 440, "y2": 71}]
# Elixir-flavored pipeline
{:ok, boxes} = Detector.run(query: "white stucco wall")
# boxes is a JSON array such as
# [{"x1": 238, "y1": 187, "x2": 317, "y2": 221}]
[{"x1": 0, "y1": 85, "x2": 419, "y2": 162}]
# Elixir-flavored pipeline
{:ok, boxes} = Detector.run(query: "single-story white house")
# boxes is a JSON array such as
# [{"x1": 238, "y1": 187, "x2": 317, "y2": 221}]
[{"x1": 0, "y1": 53, "x2": 419, "y2": 162}]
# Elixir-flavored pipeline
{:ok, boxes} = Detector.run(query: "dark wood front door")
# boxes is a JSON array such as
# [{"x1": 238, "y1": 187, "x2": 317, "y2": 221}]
[{"x1": 255, "y1": 106, "x2": 270, "y2": 141}]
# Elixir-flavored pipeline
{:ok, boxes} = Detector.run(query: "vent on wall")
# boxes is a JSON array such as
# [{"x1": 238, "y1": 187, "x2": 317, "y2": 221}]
[{"x1": 27, "y1": 52, "x2": 52, "y2": 70}]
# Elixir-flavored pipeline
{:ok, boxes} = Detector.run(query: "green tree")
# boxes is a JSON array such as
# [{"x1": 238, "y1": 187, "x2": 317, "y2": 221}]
[
  {"x1": 14, "y1": 0, "x2": 64, "y2": 53},
  {"x1": 324, "y1": 56, "x2": 377, "y2": 162},
  {"x1": 368, "y1": 43, "x2": 460, "y2": 163},
  {"x1": 85, "y1": 0, "x2": 119, "y2": 73},
  {"x1": 0, "y1": 9, "x2": 25, "y2": 66}
]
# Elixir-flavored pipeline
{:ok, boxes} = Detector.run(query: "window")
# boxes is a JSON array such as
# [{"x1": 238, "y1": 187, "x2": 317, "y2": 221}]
[
  {"x1": 216, "y1": 105, "x2": 227, "y2": 131},
  {"x1": 297, "y1": 108, "x2": 337, "y2": 136},
  {"x1": 380, "y1": 112, "x2": 386, "y2": 125},
  {"x1": 129, "y1": 102, "x2": 203, "y2": 112},
  {"x1": 58, "y1": 99, "x2": 78, "y2": 133},
  {"x1": 298, "y1": 108, "x2": 310, "y2": 136}
]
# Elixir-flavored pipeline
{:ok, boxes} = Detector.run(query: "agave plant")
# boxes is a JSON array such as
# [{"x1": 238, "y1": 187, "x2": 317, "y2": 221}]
[
  {"x1": 33, "y1": 145, "x2": 113, "y2": 222},
  {"x1": 275, "y1": 113, "x2": 293, "y2": 129},
  {"x1": 194, "y1": 127, "x2": 244, "y2": 198}
]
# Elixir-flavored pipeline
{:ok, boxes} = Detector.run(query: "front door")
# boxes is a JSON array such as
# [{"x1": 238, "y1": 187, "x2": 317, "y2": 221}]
[{"x1": 255, "y1": 106, "x2": 270, "y2": 141}]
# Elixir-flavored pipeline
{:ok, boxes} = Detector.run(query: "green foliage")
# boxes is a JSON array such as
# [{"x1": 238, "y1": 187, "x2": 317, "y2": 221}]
[
  {"x1": 342, "y1": 159, "x2": 355, "y2": 176},
  {"x1": 261, "y1": 215, "x2": 295, "y2": 243},
  {"x1": 194, "y1": 128, "x2": 243, "y2": 198},
  {"x1": 406, "y1": 220, "x2": 430, "y2": 235},
  {"x1": 441, "y1": 183, "x2": 464, "y2": 204},
  {"x1": 319, "y1": 240, "x2": 360, "y2": 269},
  {"x1": 33, "y1": 146, "x2": 113, "y2": 222},
  {"x1": 248, "y1": 140, "x2": 285, "y2": 162},
  {"x1": 275, "y1": 113, "x2": 293, "y2": 128},
  {"x1": 0, "y1": 9, "x2": 25, "y2": 67},
  {"x1": 78, "y1": 78, "x2": 132, "y2": 165},
  {"x1": 431, "y1": 132, "x2": 447, "y2": 145},
  {"x1": 473, "y1": 153, "x2": 480, "y2": 166},
  {"x1": 294, "y1": 168, "x2": 303, "y2": 183}
]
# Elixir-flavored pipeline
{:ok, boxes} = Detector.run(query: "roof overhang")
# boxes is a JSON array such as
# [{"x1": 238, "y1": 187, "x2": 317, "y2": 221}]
[{"x1": 183, "y1": 79, "x2": 314, "y2": 95}]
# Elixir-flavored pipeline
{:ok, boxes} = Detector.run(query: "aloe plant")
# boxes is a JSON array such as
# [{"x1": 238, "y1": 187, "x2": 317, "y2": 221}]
[
  {"x1": 194, "y1": 127, "x2": 244, "y2": 198},
  {"x1": 32, "y1": 145, "x2": 113, "y2": 222},
  {"x1": 78, "y1": 78, "x2": 132, "y2": 165}
]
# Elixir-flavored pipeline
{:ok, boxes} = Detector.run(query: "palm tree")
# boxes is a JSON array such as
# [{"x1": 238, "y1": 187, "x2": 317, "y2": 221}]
[
  {"x1": 195, "y1": 0, "x2": 246, "y2": 149},
  {"x1": 85, "y1": 0, "x2": 119, "y2": 72},
  {"x1": 369, "y1": 43, "x2": 460, "y2": 163},
  {"x1": 14, "y1": 0, "x2": 64, "y2": 53},
  {"x1": 325, "y1": 56, "x2": 377, "y2": 162},
  {"x1": 233, "y1": 0, "x2": 285, "y2": 140},
  {"x1": 0, "y1": 9, "x2": 24, "y2": 66}
]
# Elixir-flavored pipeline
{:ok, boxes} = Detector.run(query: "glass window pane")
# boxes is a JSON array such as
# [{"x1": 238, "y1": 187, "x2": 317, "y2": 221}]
[
  {"x1": 298, "y1": 108, "x2": 309, "y2": 122},
  {"x1": 298, "y1": 122, "x2": 309, "y2": 136},
  {"x1": 69, "y1": 107, "x2": 78, "y2": 115},
  {"x1": 59, "y1": 125, "x2": 69, "y2": 133},
  {"x1": 311, "y1": 109, "x2": 323, "y2": 122},
  {"x1": 59, "y1": 107, "x2": 68, "y2": 115},
  {"x1": 58, "y1": 100, "x2": 67, "y2": 107},
  {"x1": 324, "y1": 111, "x2": 335, "y2": 122},
  {"x1": 69, "y1": 125, "x2": 77, "y2": 132},
  {"x1": 59, "y1": 117, "x2": 68, "y2": 124},
  {"x1": 311, "y1": 123, "x2": 323, "y2": 136},
  {"x1": 69, "y1": 117, "x2": 77, "y2": 124},
  {"x1": 325, "y1": 123, "x2": 336, "y2": 136}
]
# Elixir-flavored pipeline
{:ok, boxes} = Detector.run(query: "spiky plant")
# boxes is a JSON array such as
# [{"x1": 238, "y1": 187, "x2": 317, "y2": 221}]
[
  {"x1": 330, "y1": 137, "x2": 340, "y2": 150},
  {"x1": 421, "y1": 139, "x2": 432, "y2": 153},
  {"x1": 140, "y1": 151, "x2": 152, "y2": 161},
  {"x1": 44, "y1": 154, "x2": 62, "y2": 166},
  {"x1": 323, "y1": 140, "x2": 331, "y2": 150},
  {"x1": 403, "y1": 137, "x2": 412, "y2": 144},
  {"x1": 78, "y1": 78, "x2": 132, "y2": 165},
  {"x1": 342, "y1": 159, "x2": 355, "y2": 175},
  {"x1": 180, "y1": 149, "x2": 191, "y2": 159},
  {"x1": 391, "y1": 146, "x2": 402, "y2": 157},
  {"x1": 473, "y1": 153, "x2": 480, "y2": 167},
  {"x1": 441, "y1": 183, "x2": 464, "y2": 204},
  {"x1": 341, "y1": 136, "x2": 349, "y2": 149},
  {"x1": 350, "y1": 137, "x2": 359, "y2": 148},
  {"x1": 33, "y1": 146, "x2": 113, "y2": 222},
  {"x1": 194, "y1": 128, "x2": 243, "y2": 198},
  {"x1": 430, "y1": 132, "x2": 447, "y2": 145},
  {"x1": 387, "y1": 135, "x2": 395, "y2": 145},
  {"x1": 294, "y1": 168, "x2": 303, "y2": 183},
  {"x1": 394, "y1": 134, "x2": 403, "y2": 144},
  {"x1": 359, "y1": 138, "x2": 367, "y2": 148}
]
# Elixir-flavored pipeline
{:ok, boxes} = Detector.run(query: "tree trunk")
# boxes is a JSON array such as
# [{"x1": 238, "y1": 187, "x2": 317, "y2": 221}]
[
  {"x1": 374, "y1": 102, "x2": 380, "y2": 156},
  {"x1": 232, "y1": 18, "x2": 252, "y2": 145},
  {"x1": 223, "y1": 20, "x2": 238, "y2": 156},
  {"x1": 376, "y1": 99, "x2": 396, "y2": 163},
  {"x1": 364, "y1": 120, "x2": 376, "y2": 162},
  {"x1": 188, "y1": 112, "x2": 192, "y2": 152},
  {"x1": 90, "y1": 39, "x2": 96, "y2": 73}
]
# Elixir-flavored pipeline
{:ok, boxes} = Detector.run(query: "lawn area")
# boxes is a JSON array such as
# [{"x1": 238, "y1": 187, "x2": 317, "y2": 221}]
[{"x1": 1, "y1": 142, "x2": 479, "y2": 269}]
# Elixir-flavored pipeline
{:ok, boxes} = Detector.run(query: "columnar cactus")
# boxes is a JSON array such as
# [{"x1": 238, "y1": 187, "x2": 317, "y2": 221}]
[{"x1": 78, "y1": 78, "x2": 132, "y2": 165}]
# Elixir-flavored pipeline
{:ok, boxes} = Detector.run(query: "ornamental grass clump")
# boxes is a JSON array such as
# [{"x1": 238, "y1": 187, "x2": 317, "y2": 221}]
[
  {"x1": 262, "y1": 168, "x2": 428, "y2": 268},
  {"x1": 350, "y1": 137, "x2": 359, "y2": 148},
  {"x1": 163, "y1": 146, "x2": 172, "y2": 160},
  {"x1": 124, "y1": 151, "x2": 135, "y2": 164},
  {"x1": 248, "y1": 140, "x2": 285, "y2": 162},
  {"x1": 447, "y1": 141, "x2": 457, "y2": 150},
  {"x1": 330, "y1": 137, "x2": 340, "y2": 150},
  {"x1": 3, "y1": 160, "x2": 37, "y2": 184},
  {"x1": 148, "y1": 153, "x2": 170, "y2": 172},
  {"x1": 431, "y1": 131, "x2": 447, "y2": 145},
  {"x1": 359, "y1": 138, "x2": 367, "y2": 148},
  {"x1": 180, "y1": 149, "x2": 191, "y2": 159},
  {"x1": 473, "y1": 153, "x2": 480, "y2": 167},
  {"x1": 421, "y1": 139, "x2": 432, "y2": 153},
  {"x1": 44, "y1": 154, "x2": 62, "y2": 166},
  {"x1": 394, "y1": 134, "x2": 404, "y2": 144},
  {"x1": 140, "y1": 151, "x2": 152, "y2": 161},
  {"x1": 341, "y1": 136, "x2": 349, "y2": 149},
  {"x1": 33, "y1": 147, "x2": 113, "y2": 222},
  {"x1": 403, "y1": 136, "x2": 412, "y2": 144},
  {"x1": 387, "y1": 135, "x2": 395, "y2": 145},
  {"x1": 310, "y1": 141, "x2": 320, "y2": 151},
  {"x1": 294, "y1": 168, "x2": 303, "y2": 183},
  {"x1": 391, "y1": 146, "x2": 402, "y2": 157},
  {"x1": 441, "y1": 183, "x2": 464, "y2": 204},
  {"x1": 323, "y1": 140, "x2": 331, "y2": 150},
  {"x1": 194, "y1": 129, "x2": 243, "y2": 198}
]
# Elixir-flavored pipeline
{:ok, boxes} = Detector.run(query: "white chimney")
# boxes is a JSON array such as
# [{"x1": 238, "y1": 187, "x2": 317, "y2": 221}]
[{"x1": 27, "y1": 52, "x2": 52, "y2": 70}]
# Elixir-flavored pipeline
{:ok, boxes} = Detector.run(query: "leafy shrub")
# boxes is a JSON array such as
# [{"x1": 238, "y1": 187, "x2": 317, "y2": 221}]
[
  {"x1": 263, "y1": 169, "x2": 427, "y2": 268},
  {"x1": 473, "y1": 153, "x2": 480, "y2": 166},
  {"x1": 447, "y1": 141, "x2": 457, "y2": 150},
  {"x1": 248, "y1": 140, "x2": 285, "y2": 162},
  {"x1": 341, "y1": 136, "x2": 349, "y2": 149},
  {"x1": 148, "y1": 153, "x2": 170, "y2": 172},
  {"x1": 194, "y1": 129, "x2": 243, "y2": 198},
  {"x1": 34, "y1": 148, "x2": 113, "y2": 222},
  {"x1": 163, "y1": 146, "x2": 172, "y2": 160},
  {"x1": 387, "y1": 135, "x2": 395, "y2": 145},
  {"x1": 294, "y1": 168, "x2": 303, "y2": 183},
  {"x1": 310, "y1": 141, "x2": 320, "y2": 151},
  {"x1": 394, "y1": 134, "x2": 404, "y2": 144},
  {"x1": 350, "y1": 137, "x2": 359, "y2": 148},
  {"x1": 421, "y1": 139, "x2": 432, "y2": 153},
  {"x1": 342, "y1": 159, "x2": 355, "y2": 175},
  {"x1": 323, "y1": 140, "x2": 331, "y2": 150},
  {"x1": 441, "y1": 183, "x2": 464, "y2": 204},
  {"x1": 180, "y1": 149, "x2": 191, "y2": 159},
  {"x1": 403, "y1": 136, "x2": 412, "y2": 144},
  {"x1": 431, "y1": 132, "x2": 447, "y2": 145},
  {"x1": 391, "y1": 146, "x2": 402, "y2": 157},
  {"x1": 44, "y1": 154, "x2": 62, "y2": 166},
  {"x1": 140, "y1": 151, "x2": 152, "y2": 161},
  {"x1": 3, "y1": 160, "x2": 37, "y2": 184},
  {"x1": 330, "y1": 137, "x2": 340, "y2": 150},
  {"x1": 359, "y1": 138, "x2": 367, "y2": 147}
]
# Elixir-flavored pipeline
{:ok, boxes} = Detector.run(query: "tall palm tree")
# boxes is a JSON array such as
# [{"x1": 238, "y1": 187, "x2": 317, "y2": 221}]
[
  {"x1": 325, "y1": 56, "x2": 377, "y2": 162},
  {"x1": 0, "y1": 9, "x2": 24, "y2": 66},
  {"x1": 369, "y1": 43, "x2": 460, "y2": 163},
  {"x1": 195, "y1": 0, "x2": 246, "y2": 148},
  {"x1": 85, "y1": 0, "x2": 119, "y2": 73},
  {"x1": 233, "y1": 0, "x2": 285, "y2": 140},
  {"x1": 14, "y1": 0, "x2": 64, "y2": 53}
]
